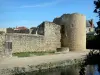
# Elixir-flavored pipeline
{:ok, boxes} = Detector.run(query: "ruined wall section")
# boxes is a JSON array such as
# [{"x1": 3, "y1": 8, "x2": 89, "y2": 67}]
[
  {"x1": 44, "y1": 22, "x2": 61, "y2": 50},
  {"x1": 0, "y1": 34, "x2": 5, "y2": 56},
  {"x1": 53, "y1": 16, "x2": 69, "y2": 47},
  {"x1": 6, "y1": 34, "x2": 46, "y2": 53},
  {"x1": 6, "y1": 21, "x2": 61, "y2": 53},
  {"x1": 0, "y1": 28, "x2": 6, "y2": 33}
]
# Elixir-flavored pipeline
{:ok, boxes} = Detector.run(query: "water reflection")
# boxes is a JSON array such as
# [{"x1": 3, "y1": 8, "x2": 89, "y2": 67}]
[
  {"x1": 15, "y1": 65, "x2": 100, "y2": 75},
  {"x1": 86, "y1": 65, "x2": 100, "y2": 75},
  {"x1": 94, "y1": 65, "x2": 100, "y2": 75},
  {"x1": 16, "y1": 66, "x2": 80, "y2": 75}
]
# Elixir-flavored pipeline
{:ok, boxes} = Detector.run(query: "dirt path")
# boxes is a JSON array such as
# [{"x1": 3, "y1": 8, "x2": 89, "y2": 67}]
[{"x1": 0, "y1": 51, "x2": 89, "y2": 69}]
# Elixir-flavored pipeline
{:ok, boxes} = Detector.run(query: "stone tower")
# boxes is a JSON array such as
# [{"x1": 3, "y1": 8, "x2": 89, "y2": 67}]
[{"x1": 53, "y1": 13, "x2": 86, "y2": 51}]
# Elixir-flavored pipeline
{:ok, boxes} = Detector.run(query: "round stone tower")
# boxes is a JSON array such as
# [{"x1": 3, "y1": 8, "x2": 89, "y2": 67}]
[{"x1": 62, "y1": 13, "x2": 86, "y2": 51}]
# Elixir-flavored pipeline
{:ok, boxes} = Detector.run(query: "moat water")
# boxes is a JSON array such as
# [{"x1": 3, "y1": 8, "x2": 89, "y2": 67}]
[
  {"x1": 15, "y1": 65, "x2": 100, "y2": 75},
  {"x1": 94, "y1": 65, "x2": 100, "y2": 75}
]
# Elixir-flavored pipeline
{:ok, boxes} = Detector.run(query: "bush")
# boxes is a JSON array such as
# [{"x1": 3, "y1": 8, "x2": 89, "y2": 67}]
[{"x1": 86, "y1": 35, "x2": 100, "y2": 49}]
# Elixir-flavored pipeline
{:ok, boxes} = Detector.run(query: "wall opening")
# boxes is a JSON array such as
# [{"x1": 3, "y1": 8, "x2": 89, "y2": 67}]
[
  {"x1": 5, "y1": 41, "x2": 12, "y2": 56},
  {"x1": 60, "y1": 25, "x2": 65, "y2": 47},
  {"x1": 5, "y1": 42, "x2": 12, "y2": 49}
]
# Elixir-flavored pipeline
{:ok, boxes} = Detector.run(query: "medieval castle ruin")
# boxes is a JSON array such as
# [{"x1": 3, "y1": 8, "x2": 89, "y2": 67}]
[{"x1": 0, "y1": 13, "x2": 95, "y2": 56}]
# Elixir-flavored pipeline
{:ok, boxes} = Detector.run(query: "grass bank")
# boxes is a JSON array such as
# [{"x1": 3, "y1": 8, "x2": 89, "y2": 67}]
[{"x1": 12, "y1": 51, "x2": 56, "y2": 57}]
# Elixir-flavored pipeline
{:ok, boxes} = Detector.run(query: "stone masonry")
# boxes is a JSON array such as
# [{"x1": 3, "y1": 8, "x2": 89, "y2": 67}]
[
  {"x1": 0, "y1": 13, "x2": 86, "y2": 56},
  {"x1": 0, "y1": 34, "x2": 5, "y2": 56},
  {"x1": 53, "y1": 13, "x2": 86, "y2": 51},
  {"x1": 4, "y1": 22, "x2": 61, "y2": 53}
]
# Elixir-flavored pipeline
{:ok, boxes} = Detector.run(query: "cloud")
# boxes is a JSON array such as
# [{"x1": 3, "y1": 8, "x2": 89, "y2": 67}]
[{"x1": 20, "y1": 0, "x2": 64, "y2": 8}]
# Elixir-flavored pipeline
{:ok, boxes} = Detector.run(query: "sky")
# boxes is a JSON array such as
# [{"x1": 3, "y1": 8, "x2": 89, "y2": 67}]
[{"x1": 0, "y1": 0, "x2": 99, "y2": 28}]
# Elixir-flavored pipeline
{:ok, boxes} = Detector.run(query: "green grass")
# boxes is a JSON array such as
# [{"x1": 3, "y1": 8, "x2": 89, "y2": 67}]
[{"x1": 12, "y1": 51, "x2": 55, "y2": 57}]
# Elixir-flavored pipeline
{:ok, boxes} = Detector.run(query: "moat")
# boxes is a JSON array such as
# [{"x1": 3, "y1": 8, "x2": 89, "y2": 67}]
[
  {"x1": 12, "y1": 65, "x2": 100, "y2": 75},
  {"x1": 0, "y1": 51, "x2": 93, "y2": 75}
]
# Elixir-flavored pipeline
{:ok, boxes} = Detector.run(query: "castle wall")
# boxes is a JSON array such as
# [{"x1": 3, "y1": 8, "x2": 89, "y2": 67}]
[
  {"x1": 0, "y1": 34, "x2": 5, "y2": 56},
  {"x1": 53, "y1": 15, "x2": 69, "y2": 47},
  {"x1": 0, "y1": 13, "x2": 87, "y2": 53},
  {"x1": 5, "y1": 22, "x2": 61, "y2": 53},
  {"x1": 44, "y1": 22, "x2": 61, "y2": 49},
  {"x1": 6, "y1": 34, "x2": 47, "y2": 53},
  {"x1": 0, "y1": 28, "x2": 6, "y2": 33}
]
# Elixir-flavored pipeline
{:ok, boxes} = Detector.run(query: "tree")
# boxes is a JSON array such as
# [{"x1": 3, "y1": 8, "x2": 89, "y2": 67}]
[{"x1": 94, "y1": 0, "x2": 100, "y2": 35}]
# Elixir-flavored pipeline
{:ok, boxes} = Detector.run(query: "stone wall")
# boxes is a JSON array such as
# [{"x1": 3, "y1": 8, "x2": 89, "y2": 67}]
[
  {"x1": 30, "y1": 27, "x2": 37, "y2": 34},
  {"x1": 0, "y1": 13, "x2": 87, "y2": 53},
  {"x1": 53, "y1": 15, "x2": 69, "y2": 47},
  {"x1": 0, "y1": 34, "x2": 5, "y2": 57},
  {"x1": 44, "y1": 21, "x2": 61, "y2": 49},
  {"x1": 6, "y1": 28, "x2": 14, "y2": 33},
  {"x1": 64, "y1": 13, "x2": 86, "y2": 51},
  {"x1": 0, "y1": 28, "x2": 6, "y2": 33},
  {"x1": 0, "y1": 34, "x2": 13, "y2": 57},
  {"x1": 5, "y1": 22, "x2": 61, "y2": 53},
  {"x1": 53, "y1": 13, "x2": 86, "y2": 51},
  {"x1": 6, "y1": 34, "x2": 46, "y2": 53}
]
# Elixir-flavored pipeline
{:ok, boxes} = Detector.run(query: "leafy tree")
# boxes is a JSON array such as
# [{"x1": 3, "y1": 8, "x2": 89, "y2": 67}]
[{"x1": 94, "y1": 0, "x2": 100, "y2": 35}]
